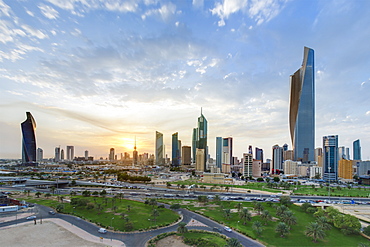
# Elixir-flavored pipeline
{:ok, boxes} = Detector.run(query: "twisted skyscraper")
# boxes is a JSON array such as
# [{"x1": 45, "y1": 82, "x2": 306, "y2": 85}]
[
  {"x1": 289, "y1": 47, "x2": 315, "y2": 162},
  {"x1": 21, "y1": 112, "x2": 37, "y2": 164}
]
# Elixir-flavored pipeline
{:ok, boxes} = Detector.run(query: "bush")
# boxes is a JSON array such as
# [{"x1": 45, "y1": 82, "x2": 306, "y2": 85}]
[
  {"x1": 363, "y1": 225, "x2": 370, "y2": 236},
  {"x1": 170, "y1": 204, "x2": 181, "y2": 210}
]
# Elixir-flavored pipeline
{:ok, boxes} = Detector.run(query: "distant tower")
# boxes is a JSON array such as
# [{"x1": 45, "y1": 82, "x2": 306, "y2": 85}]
[
  {"x1": 133, "y1": 137, "x2": 138, "y2": 165},
  {"x1": 67, "y1": 146, "x2": 74, "y2": 161},
  {"x1": 61, "y1": 149, "x2": 64, "y2": 160},
  {"x1": 353, "y1": 139, "x2": 361, "y2": 160},
  {"x1": 172, "y1": 132, "x2": 180, "y2": 167},
  {"x1": 55, "y1": 147, "x2": 61, "y2": 162},
  {"x1": 272, "y1": 145, "x2": 283, "y2": 174},
  {"x1": 289, "y1": 47, "x2": 315, "y2": 162},
  {"x1": 21, "y1": 112, "x2": 37, "y2": 164},
  {"x1": 155, "y1": 131, "x2": 164, "y2": 166},
  {"x1": 323, "y1": 135, "x2": 339, "y2": 182},
  {"x1": 36, "y1": 148, "x2": 43, "y2": 162},
  {"x1": 109, "y1": 148, "x2": 115, "y2": 161},
  {"x1": 248, "y1": 145, "x2": 253, "y2": 155},
  {"x1": 193, "y1": 108, "x2": 208, "y2": 169},
  {"x1": 216, "y1": 137, "x2": 223, "y2": 171},
  {"x1": 85, "y1": 150, "x2": 89, "y2": 160},
  {"x1": 255, "y1": 147, "x2": 264, "y2": 163}
]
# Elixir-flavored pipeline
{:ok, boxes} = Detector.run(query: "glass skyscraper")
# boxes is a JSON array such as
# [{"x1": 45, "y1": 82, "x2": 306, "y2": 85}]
[
  {"x1": 289, "y1": 47, "x2": 315, "y2": 162},
  {"x1": 155, "y1": 131, "x2": 164, "y2": 166},
  {"x1": 323, "y1": 135, "x2": 339, "y2": 182},
  {"x1": 353, "y1": 139, "x2": 361, "y2": 160},
  {"x1": 192, "y1": 109, "x2": 208, "y2": 170},
  {"x1": 216, "y1": 137, "x2": 222, "y2": 170},
  {"x1": 172, "y1": 132, "x2": 179, "y2": 167},
  {"x1": 21, "y1": 112, "x2": 37, "y2": 164}
]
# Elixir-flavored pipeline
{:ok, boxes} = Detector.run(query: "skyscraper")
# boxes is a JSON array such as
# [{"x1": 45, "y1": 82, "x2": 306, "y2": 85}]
[
  {"x1": 109, "y1": 148, "x2": 115, "y2": 161},
  {"x1": 216, "y1": 137, "x2": 223, "y2": 171},
  {"x1": 353, "y1": 139, "x2": 361, "y2": 160},
  {"x1": 323, "y1": 135, "x2": 339, "y2": 182},
  {"x1": 21, "y1": 112, "x2": 37, "y2": 164},
  {"x1": 133, "y1": 138, "x2": 138, "y2": 165},
  {"x1": 222, "y1": 137, "x2": 233, "y2": 173},
  {"x1": 55, "y1": 147, "x2": 61, "y2": 162},
  {"x1": 67, "y1": 146, "x2": 74, "y2": 161},
  {"x1": 192, "y1": 128, "x2": 198, "y2": 163},
  {"x1": 289, "y1": 47, "x2": 315, "y2": 162},
  {"x1": 36, "y1": 148, "x2": 43, "y2": 162},
  {"x1": 272, "y1": 145, "x2": 283, "y2": 174},
  {"x1": 182, "y1": 146, "x2": 191, "y2": 165},
  {"x1": 255, "y1": 147, "x2": 263, "y2": 163},
  {"x1": 172, "y1": 132, "x2": 179, "y2": 167},
  {"x1": 243, "y1": 153, "x2": 253, "y2": 178},
  {"x1": 155, "y1": 131, "x2": 164, "y2": 166}
]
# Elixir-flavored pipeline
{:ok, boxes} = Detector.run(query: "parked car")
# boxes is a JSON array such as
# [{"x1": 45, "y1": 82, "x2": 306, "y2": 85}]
[
  {"x1": 224, "y1": 226, "x2": 232, "y2": 232},
  {"x1": 26, "y1": 216, "x2": 36, "y2": 220},
  {"x1": 213, "y1": 227, "x2": 222, "y2": 233},
  {"x1": 48, "y1": 211, "x2": 56, "y2": 215},
  {"x1": 98, "y1": 228, "x2": 107, "y2": 234}
]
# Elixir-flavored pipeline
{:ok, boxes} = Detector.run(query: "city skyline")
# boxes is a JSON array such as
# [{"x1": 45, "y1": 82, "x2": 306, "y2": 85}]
[{"x1": 1, "y1": 0, "x2": 370, "y2": 160}]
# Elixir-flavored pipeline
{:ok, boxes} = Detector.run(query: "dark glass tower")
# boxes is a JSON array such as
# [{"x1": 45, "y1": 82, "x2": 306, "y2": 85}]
[
  {"x1": 323, "y1": 135, "x2": 338, "y2": 182},
  {"x1": 289, "y1": 47, "x2": 315, "y2": 162},
  {"x1": 353, "y1": 139, "x2": 361, "y2": 160},
  {"x1": 172, "y1": 132, "x2": 179, "y2": 166},
  {"x1": 216, "y1": 137, "x2": 222, "y2": 170},
  {"x1": 21, "y1": 112, "x2": 37, "y2": 163}
]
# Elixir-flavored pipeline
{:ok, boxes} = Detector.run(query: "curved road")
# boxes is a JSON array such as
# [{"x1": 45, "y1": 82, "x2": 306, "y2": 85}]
[{"x1": 0, "y1": 203, "x2": 264, "y2": 247}]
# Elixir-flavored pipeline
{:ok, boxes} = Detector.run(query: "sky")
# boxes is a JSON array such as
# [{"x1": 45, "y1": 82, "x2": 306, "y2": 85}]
[{"x1": 1, "y1": 0, "x2": 370, "y2": 161}]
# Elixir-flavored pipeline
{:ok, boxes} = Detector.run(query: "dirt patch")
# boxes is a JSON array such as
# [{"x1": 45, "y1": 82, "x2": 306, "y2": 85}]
[{"x1": 155, "y1": 235, "x2": 189, "y2": 247}]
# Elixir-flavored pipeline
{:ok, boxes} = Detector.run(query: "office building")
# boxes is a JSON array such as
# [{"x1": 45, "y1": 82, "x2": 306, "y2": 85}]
[
  {"x1": 223, "y1": 137, "x2": 233, "y2": 170},
  {"x1": 353, "y1": 139, "x2": 361, "y2": 160},
  {"x1": 61, "y1": 149, "x2": 64, "y2": 160},
  {"x1": 357, "y1": 161, "x2": 370, "y2": 176},
  {"x1": 66, "y1": 146, "x2": 74, "y2": 161},
  {"x1": 133, "y1": 138, "x2": 138, "y2": 165},
  {"x1": 172, "y1": 132, "x2": 180, "y2": 167},
  {"x1": 289, "y1": 47, "x2": 315, "y2": 162},
  {"x1": 155, "y1": 131, "x2": 164, "y2": 166},
  {"x1": 315, "y1": 148, "x2": 323, "y2": 167},
  {"x1": 283, "y1": 150, "x2": 294, "y2": 161},
  {"x1": 338, "y1": 159, "x2": 354, "y2": 180},
  {"x1": 252, "y1": 160, "x2": 262, "y2": 177},
  {"x1": 192, "y1": 128, "x2": 198, "y2": 163},
  {"x1": 182, "y1": 146, "x2": 191, "y2": 165},
  {"x1": 85, "y1": 150, "x2": 89, "y2": 160},
  {"x1": 55, "y1": 147, "x2": 61, "y2": 162},
  {"x1": 272, "y1": 145, "x2": 283, "y2": 174},
  {"x1": 21, "y1": 112, "x2": 37, "y2": 164},
  {"x1": 323, "y1": 135, "x2": 339, "y2": 182},
  {"x1": 36, "y1": 148, "x2": 43, "y2": 162},
  {"x1": 255, "y1": 147, "x2": 263, "y2": 162},
  {"x1": 338, "y1": 146, "x2": 347, "y2": 160},
  {"x1": 192, "y1": 109, "x2": 208, "y2": 167},
  {"x1": 283, "y1": 160, "x2": 300, "y2": 175},
  {"x1": 243, "y1": 153, "x2": 253, "y2": 178},
  {"x1": 309, "y1": 166, "x2": 322, "y2": 179},
  {"x1": 216, "y1": 137, "x2": 223, "y2": 171},
  {"x1": 195, "y1": 148, "x2": 205, "y2": 172},
  {"x1": 109, "y1": 148, "x2": 115, "y2": 161}
]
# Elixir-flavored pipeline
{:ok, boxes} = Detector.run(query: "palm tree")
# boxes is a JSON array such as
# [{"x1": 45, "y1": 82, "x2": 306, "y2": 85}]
[
  {"x1": 225, "y1": 238, "x2": 242, "y2": 247},
  {"x1": 305, "y1": 222, "x2": 326, "y2": 242},
  {"x1": 253, "y1": 202, "x2": 264, "y2": 215},
  {"x1": 152, "y1": 209, "x2": 159, "y2": 225},
  {"x1": 177, "y1": 222, "x2": 188, "y2": 235},
  {"x1": 275, "y1": 222, "x2": 290, "y2": 237},
  {"x1": 148, "y1": 198, "x2": 157, "y2": 208},
  {"x1": 261, "y1": 210, "x2": 272, "y2": 225},
  {"x1": 127, "y1": 204, "x2": 131, "y2": 212},
  {"x1": 281, "y1": 210, "x2": 297, "y2": 226},
  {"x1": 45, "y1": 193, "x2": 51, "y2": 198},
  {"x1": 223, "y1": 208, "x2": 231, "y2": 220},
  {"x1": 276, "y1": 205, "x2": 288, "y2": 217},
  {"x1": 35, "y1": 192, "x2": 42, "y2": 198},
  {"x1": 316, "y1": 216, "x2": 332, "y2": 231},
  {"x1": 239, "y1": 208, "x2": 251, "y2": 225},
  {"x1": 252, "y1": 221, "x2": 263, "y2": 236}
]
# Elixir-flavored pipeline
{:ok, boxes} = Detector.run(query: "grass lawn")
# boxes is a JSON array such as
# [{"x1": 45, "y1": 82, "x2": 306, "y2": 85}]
[
  {"x1": 294, "y1": 186, "x2": 370, "y2": 198},
  {"x1": 161, "y1": 199, "x2": 368, "y2": 247},
  {"x1": 19, "y1": 194, "x2": 180, "y2": 232}
]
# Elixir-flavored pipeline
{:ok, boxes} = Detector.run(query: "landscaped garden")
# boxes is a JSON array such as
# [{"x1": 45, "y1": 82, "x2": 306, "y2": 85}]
[
  {"x1": 159, "y1": 196, "x2": 369, "y2": 247},
  {"x1": 16, "y1": 191, "x2": 180, "y2": 232}
]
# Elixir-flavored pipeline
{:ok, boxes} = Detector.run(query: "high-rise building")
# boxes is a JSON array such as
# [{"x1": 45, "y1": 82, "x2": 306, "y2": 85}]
[
  {"x1": 21, "y1": 112, "x2": 37, "y2": 164},
  {"x1": 61, "y1": 149, "x2": 64, "y2": 160},
  {"x1": 289, "y1": 47, "x2": 315, "y2": 162},
  {"x1": 178, "y1": 140, "x2": 182, "y2": 165},
  {"x1": 338, "y1": 159, "x2": 353, "y2": 180},
  {"x1": 283, "y1": 144, "x2": 288, "y2": 151},
  {"x1": 272, "y1": 145, "x2": 283, "y2": 174},
  {"x1": 353, "y1": 139, "x2": 361, "y2": 160},
  {"x1": 338, "y1": 146, "x2": 347, "y2": 160},
  {"x1": 195, "y1": 148, "x2": 205, "y2": 172},
  {"x1": 67, "y1": 146, "x2": 74, "y2": 161},
  {"x1": 155, "y1": 131, "x2": 164, "y2": 166},
  {"x1": 192, "y1": 128, "x2": 198, "y2": 163},
  {"x1": 55, "y1": 147, "x2": 61, "y2": 162},
  {"x1": 216, "y1": 137, "x2": 223, "y2": 171},
  {"x1": 243, "y1": 153, "x2": 253, "y2": 178},
  {"x1": 85, "y1": 150, "x2": 89, "y2": 160},
  {"x1": 192, "y1": 109, "x2": 208, "y2": 168},
  {"x1": 252, "y1": 160, "x2": 262, "y2": 177},
  {"x1": 315, "y1": 148, "x2": 323, "y2": 167},
  {"x1": 346, "y1": 148, "x2": 350, "y2": 160},
  {"x1": 36, "y1": 148, "x2": 43, "y2": 162},
  {"x1": 182, "y1": 146, "x2": 191, "y2": 165},
  {"x1": 323, "y1": 135, "x2": 339, "y2": 182},
  {"x1": 172, "y1": 132, "x2": 179, "y2": 167},
  {"x1": 133, "y1": 138, "x2": 138, "y2": 165},
  {"x1": 255, "y1": 147, "x2": 263, "y2": 162},
  {"x1": 222, "y1": 137, "x2": 233, "y2": 173},
  {"x1": 109, "y1": 148, "x2": 115, "y2": 161}
]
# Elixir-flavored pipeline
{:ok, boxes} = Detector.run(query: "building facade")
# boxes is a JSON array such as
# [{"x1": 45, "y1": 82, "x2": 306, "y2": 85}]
[
  {"x1": 353, "y1": 139, "x2": 361, "y2": 160},
  {"x1": 243, "y1": 153, "x2": 253, "y2": 178},
  {"x1": 67, "y1": 146, "x2": 74, "y2": 161},
  {"x1": 272, "y1": 145, "x2": 283, "y2": 174},
  {"x1": 216, "y1": 137, "x2": 223, "y2": 171},
  {"x1": 182, "y1": 146, "x2": 191, "y2": 165},
  {"x1": 289, "y1": 47, "x2": 315, "y2": 162},
  {"x1": 21, "y1": 112, "x2": 37, "y2": 164},
  {"x1": 338, "y1": 159, "x2": 354, "y2": 180},
  {"x1": 172, "y1": 132, "x2": 180, "y2": 167},
  {"x1": 36, "y1": 148, "x2": 43, "y2": 162},
  {"x1": 155, "y1": 131, "x2": 164, "y2": 166},
  {"x1": 323, "y1": 135, "x2": 339, "y2": 182}
]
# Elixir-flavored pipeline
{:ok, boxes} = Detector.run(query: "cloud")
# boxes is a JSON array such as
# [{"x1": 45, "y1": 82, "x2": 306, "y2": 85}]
[
  {"x1": 21, "y1": 24, "x2": 48, "y2": 39},
  {"x1": 39, "y1": 4, "x2": 59, "y2": 19},
  {"x1": 141, "y1": 2, "x2": 177, "y2": 21},
  {"x1": 0, "y1": 0, "x2": 11, "y2": 17},
  {"x1": 192, "y1": 0, "x2": 204, "y2": 9},
  {"x1": 210, "y1": 0, "x2": 287, "y2": 26}
]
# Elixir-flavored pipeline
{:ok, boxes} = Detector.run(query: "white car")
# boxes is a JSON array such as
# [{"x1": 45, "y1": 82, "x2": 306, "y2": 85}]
[
  {"x1": 224, "y1": 226, "x2": 232, "y2": 232},
  {"x1": 26, "y1": 216, "x2": 36, "y2": 220},
  {"x1": 98, "y1": 228, "x2": 107, "y2": 234}
]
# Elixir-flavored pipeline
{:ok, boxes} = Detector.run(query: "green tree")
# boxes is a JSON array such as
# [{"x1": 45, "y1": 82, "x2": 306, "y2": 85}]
[
  {"x1": 213, "y1": 195, "x2": 220, "y2": 203},
  {"x1": 170, "y1": 204, "x2": 181, "y2": 210},
  {"x1": 70, "y1": 180, "x2": 76, "y2": 186},
  {"x1": 35, "y1": 191, "x2": 42, "y2": 198},
  {"x1": 363, "y1": 225, "x2": 370, "y2": 236},
  {"x1": 253, "y1": 202, "x2": 264, "y2": 215},
  {"x1": 45, "y1": 193, "x2": 51, "y2": 198},
  {"x1": 275, "y1": 222, "x2": 290, "y2": 237},
  {"x1": 100, "y1": 189, "x2": 107, "y2": 197},
  {"x1": 281, "y1": 210, "x2": 297, "y2": 226},
  {"x1": 236, "y1": 203, "x2": 243, "y2": 212},
  {"x1": 305, "y1": 222, "x2": 326, "y2": 242},
  {"x1": 261, "y1": 210, "x2": 272, "y2": 225},
  {"x1": 252, "y1": 221, "x2": 263, "y2": 236},
  {"x1": 273, "y1": 177, "x2": 280, "y2": 183},
  {"x1": 301, "y1": 202, "x2": 313, "y2": 212},
  {"x1": 316, "y1": 216, "x2": 332, "y2": 231},
  {"x1": 166, "y1": 182, "x2": 172, "y2": 188},
  {"x1": 56, "y1": 203, "x2": 64, "y2": 212},
  {"x1": 276, "y1": 205, "x2": 288, "y2": 217},
  {"x1": 152, "y1": 209, "x2": 160, "y2": 225},
  {"x1": 82, "y1": 190, "x2": 91, "y2": 197},
  {"x1": 333, "y1": 214, "x2": 361, "y2": 235},
  {"x1": 280, "y1": 196, "x2": 292, "y2": 206},
  {"x1": 223, "y1": 208, "x2": 231, "y2": 220},
  {"x1": 148, "y1": 198, "x2": 157, "y2": 208},
  {"x1": 177, "y1": 222, "x2": 188, "y2": 235},
  {"x1": 197, "y1": 195, "x2": 208, "y2": 204},
  {"x1": 239, "y1": 208, "x2": 252, "y2": 225},
  {"x1": 225, "y1": 238, "x2": 242, "y2": 247}
]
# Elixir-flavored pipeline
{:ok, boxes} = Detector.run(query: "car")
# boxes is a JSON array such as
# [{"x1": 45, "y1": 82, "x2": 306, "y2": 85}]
[
  {"x1": 224, "y1": 226, "x2": 232, "y2": 232},
  {"x1": 49, "y1": 211, "x2": 56, "y2": 215},
  {"x1": 213, "y1": 227, "x2": 222, "y2": 233},
  {"x1": 26, "y1": 216, "x2": 36, "y2": 220},
  {"x1": 98, "y1": 228, "x2": 107, "y2": 234}
]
